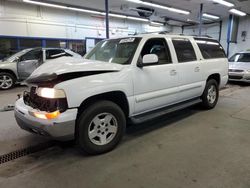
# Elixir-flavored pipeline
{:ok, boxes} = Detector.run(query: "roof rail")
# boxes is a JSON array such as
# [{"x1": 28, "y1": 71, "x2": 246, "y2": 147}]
[
  {"x1": 191, "y1": 35, "x2": 213, "y2": 38},
  {"x1": 132, "y1": 32, "x2": 213, "y2": 38}
]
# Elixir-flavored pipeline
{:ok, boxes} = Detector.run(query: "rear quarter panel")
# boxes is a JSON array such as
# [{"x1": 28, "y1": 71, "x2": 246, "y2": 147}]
[{"x1": 202, "y1": 58, "x2": 229, "y2": 88}]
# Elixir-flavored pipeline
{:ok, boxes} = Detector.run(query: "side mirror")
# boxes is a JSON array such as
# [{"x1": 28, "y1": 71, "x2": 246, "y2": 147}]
[
  {"x1": 14, "y1": 56, "x2": 20, "y2": 62},
  {"x1": 142, "y1": 54, "x2": 158, "y2": 66}
]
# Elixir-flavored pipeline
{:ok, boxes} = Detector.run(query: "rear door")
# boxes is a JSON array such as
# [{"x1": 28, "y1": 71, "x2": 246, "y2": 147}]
[
  {"x1": 171, "y1": 38, "x2": 204, "y2": 102},
  {"x1": 17, "y1": 49, "x2": 43, "y2": 79}
]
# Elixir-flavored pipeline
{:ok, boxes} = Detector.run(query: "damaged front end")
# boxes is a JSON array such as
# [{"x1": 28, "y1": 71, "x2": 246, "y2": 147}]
[{"x1": 23, "y1": 73, "x2": 68, "y2": 116}]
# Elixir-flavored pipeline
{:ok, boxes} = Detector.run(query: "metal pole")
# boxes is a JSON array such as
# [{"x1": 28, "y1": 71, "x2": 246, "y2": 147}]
[
  {"x1": 199, "y1": 4, "x2": 203, "y2": 36},
  {"x1": 218, "y1": 20, "x2": 222, "y2": 42},
  {"x1": 181, "y1": 25, "x2": 184, "y2": 34},
  {"x1": 105, "y1": 0, "x2": 109, "y2": 39},
  {"x1": 227, "y1": 15, "x2": 233, "y2": 57}
]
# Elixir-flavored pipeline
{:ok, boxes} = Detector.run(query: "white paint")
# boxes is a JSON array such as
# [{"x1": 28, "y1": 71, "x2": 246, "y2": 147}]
[{"x1": 86, "y1": 39, "x2": 95, "y2": 53}]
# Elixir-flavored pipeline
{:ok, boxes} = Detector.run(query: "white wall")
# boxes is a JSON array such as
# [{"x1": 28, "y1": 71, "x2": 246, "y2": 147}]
[{"x1": 0, "y1": 0, "x2": 170, "y2": 40}]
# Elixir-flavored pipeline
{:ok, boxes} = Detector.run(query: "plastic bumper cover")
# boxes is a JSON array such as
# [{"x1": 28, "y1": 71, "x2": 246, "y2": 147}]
[{"x1": 14, "y1": 98, "x2": 77, "y2": 140}]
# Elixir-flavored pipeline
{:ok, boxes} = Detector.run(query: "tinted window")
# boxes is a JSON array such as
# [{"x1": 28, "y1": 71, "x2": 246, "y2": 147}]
[
  {"x1": 20, "y1": 39, "x2": 42, "y2": 49},
  {"x1": 229, "y1": 53, "x2": 250, "y2": 62},
  {"x1": 172, "y1": 38, "x2": 197, "y2": 63},
  {"x1": 141, "y1": 38, "x2": 171, "y2": 65},
  {"x1": 46, "y1": 40, "x2": 67, "y2": 48},
  {"x1": 20, "y1": 49, "x2": 42, "y2": 61},
  {"x1": 46, "y1": 49, "x2": 69, "y2": 60},
  {"x1": 195, "y1": 38, "x2": 226, "y2": 59},
  {"x1": 0, "y1": 38, "x2": 18, "y2": 60}
]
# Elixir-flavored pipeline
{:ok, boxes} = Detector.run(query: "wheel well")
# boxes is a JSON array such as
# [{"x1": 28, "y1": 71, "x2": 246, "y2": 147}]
[
  {"x1": 78, "y1": 91, "x2": 129, "y2": 118},
  {"x1": 0, "y1": 69, "x2": 17, "y2": 80},
  {"x1": 207, "y1": 74, "x2": 220, "y2": 85}
]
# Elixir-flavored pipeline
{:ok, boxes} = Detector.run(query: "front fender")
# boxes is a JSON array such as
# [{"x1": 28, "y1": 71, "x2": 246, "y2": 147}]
[{"x1": 55, "y1": 71, "x2": 134, "y2": 111}]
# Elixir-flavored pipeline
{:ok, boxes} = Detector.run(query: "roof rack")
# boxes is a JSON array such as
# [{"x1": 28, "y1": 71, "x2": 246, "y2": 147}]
[{"x1": 133, "y1": 32, "x2": 213, "y2": 39}]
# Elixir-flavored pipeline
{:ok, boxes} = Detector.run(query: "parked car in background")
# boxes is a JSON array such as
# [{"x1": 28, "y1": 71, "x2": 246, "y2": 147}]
[
  {"x1": 229, "y1": 51, "x2": 250, "y2": 83},
  {"x1": 15, "y1": 34, "x2": 228, "y2": 154},
  {"x1": 0, "y1": 48, "x2": 82, "y2": 90}
]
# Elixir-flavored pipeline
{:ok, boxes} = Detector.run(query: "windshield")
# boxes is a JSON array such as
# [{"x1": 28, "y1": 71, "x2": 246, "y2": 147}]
[
  {"x1": 229, "y1": 53, "x2": 250, "y2": 63},
  {"x1": 85, "y1": 37, "x2": 141, "y2": 65},
  {"x1": 4, "y1": 49, "x2": 32, "y2": 62}
]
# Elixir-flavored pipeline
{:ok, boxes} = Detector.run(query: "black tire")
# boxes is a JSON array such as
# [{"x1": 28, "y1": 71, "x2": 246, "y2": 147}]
[
  {"x1": 201, "y1": 79, "x2": 219, "y2": 109},
  {"x1": 0, "y1": 72, "x2": 16, "y2": 90},
  {"x1": 76, "y1": 100, "x2": 126, "y2": 155}
]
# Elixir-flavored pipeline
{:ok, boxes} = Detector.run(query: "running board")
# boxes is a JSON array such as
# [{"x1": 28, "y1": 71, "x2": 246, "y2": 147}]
[{"x1": 130, "y1": 98, "x2": 202, "y2": 124}]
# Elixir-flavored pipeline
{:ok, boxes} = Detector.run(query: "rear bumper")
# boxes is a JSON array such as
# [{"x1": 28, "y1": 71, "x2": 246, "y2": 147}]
[{"x1": 15, "y1": 98, "x2": 77, "y2": 141}]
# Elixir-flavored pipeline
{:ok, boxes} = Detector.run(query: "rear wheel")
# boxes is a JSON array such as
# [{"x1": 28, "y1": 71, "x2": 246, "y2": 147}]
[
  {"x1": 76, "y1": 100, "x2": 126, "y2": 155},
  {"x1": 201, "y1": 79, "x2": 219, "y2": 109},
  {"x1": 0, "y1": 72, "x2": 16, "y2": 90}
]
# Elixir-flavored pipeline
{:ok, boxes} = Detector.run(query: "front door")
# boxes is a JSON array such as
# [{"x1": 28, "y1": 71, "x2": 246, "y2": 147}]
[
  {"x1": 132, "y1": 38, "x2": 179, "y2": 115},
  {"x1": 17, "y1": 49, "x2": 43, "y2": 80}
]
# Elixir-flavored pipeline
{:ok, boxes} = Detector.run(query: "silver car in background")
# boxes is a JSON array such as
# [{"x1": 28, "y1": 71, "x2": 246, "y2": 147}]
[
  {"x1": 228, "y1": 51, "x2": 250, "y2": 83},
  {"x1": 0, "y1": 48, "x2": 82, "y2": 90}
]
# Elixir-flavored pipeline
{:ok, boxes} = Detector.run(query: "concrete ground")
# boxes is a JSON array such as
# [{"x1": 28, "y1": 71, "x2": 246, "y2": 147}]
[
  {"x1": 0, "y1": 83, "x2": 250, "y2": 188},
  {"x1": 0, "y1": 86, "x2": 50, "y2": 155}
]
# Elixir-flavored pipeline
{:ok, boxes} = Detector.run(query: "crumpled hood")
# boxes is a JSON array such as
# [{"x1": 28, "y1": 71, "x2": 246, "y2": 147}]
[
  {"x1": 31, "y1": 57, "x2": 124, "y2": 77},
  {"x1": 229, "y1": 61, "x2": 250, "y2": 70},
  {"x1": 26, "y1": 57, "x2": 124, "y2": 86}
]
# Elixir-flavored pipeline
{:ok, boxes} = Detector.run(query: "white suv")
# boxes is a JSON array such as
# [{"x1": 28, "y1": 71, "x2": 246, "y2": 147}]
[{"x1": 15, "y1": 34, "x2": 228, "y2": 154}]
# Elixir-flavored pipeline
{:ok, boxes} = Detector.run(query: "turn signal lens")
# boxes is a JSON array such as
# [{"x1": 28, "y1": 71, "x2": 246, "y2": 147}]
[
  {"x1": 45, "y1": 110, "x2": 60, "y2": 119},
  {"x1": 32, "y1": 110, "x2": 60, "y2": 120}
]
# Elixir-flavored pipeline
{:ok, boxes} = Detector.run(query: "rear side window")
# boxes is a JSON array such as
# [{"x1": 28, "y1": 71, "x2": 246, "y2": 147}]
[
  {"x1": 172, "y1": 38, "x2": 197, "y2": 63},
  {"x1": 195, "y1": 38, "x2": 226, "y2": 59}
]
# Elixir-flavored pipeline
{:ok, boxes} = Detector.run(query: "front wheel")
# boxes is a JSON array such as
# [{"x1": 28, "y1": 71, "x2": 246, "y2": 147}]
[
  {"x1": 76, "y1": 100, "x2": 126, "y2": 155},
  {"x1": 201, "y1": 79, "x2": 219, "y2": 109},
  {"x1": 0, "y1": 72, "x2": 16, "y2": 90}
]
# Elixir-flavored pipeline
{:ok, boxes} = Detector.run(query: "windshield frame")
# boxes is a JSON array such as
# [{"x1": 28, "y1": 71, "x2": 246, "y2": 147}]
[{"x1": 85, "y1": 37, "x2": 142, "y2": 65}]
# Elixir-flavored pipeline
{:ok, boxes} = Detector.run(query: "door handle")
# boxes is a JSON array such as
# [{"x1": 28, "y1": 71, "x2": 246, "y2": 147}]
[
  {"x1": 170, "y1": 70, "x2": 177, "y2": 76},
  {"x1": 194, "y1": 67, "x2": 200, "y2": 72}
]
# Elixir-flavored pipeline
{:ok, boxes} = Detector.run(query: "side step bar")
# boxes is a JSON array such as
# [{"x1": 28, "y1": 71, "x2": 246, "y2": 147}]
[{"x1": 130, "y1": 98, "x2": 202, "y2": 124}]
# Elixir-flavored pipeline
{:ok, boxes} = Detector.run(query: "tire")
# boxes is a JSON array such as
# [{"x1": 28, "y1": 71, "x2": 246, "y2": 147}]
[
  {"x1": 76, "y1": 100, "x2": 126, "y2": 155},
  {"x1": 201, "y1": 79, "x2": 219, "y2": 109},
  {"x1": 0, "y1": 72, "x2": 16, "y2": 90}
]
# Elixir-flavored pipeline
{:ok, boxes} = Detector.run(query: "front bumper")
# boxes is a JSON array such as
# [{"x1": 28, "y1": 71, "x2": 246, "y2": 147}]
[
  {"x1": 15, "y1": 98, "x2": 77, "y2": 140},
  {"x1": 228, "y1": 72, "x2": 250, "y2": 83}
]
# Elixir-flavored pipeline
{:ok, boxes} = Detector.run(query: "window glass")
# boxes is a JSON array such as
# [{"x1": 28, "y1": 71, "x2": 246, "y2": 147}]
[
  {"x1": 229, "y1": 53, "x2": 250, "y2": 62},
  {"x1": 69, "y1": 41, "x2": 86, "y2": 56},
  {"x1": 20, "y1": 49, "x2": 42, "y2": 61},
  {"x1": 20, "y1": 39, "x2": 42, "y2": 49},
  {"x1": 46, "y1": 40, "x2": 67, "y2": 48},
  {"x1": 46, "y1": 49, "x2": 68, "y2": 60},
  {"x1": 140, "y1": 38, "x2": 171, "y2": 65},
  {"x1": 172, "y1": 38, "x2": 197, "y2": 63},
  {"x1": 85, "y1": 38, "x2": 141, "y2": 65},
  {"x1": 0, "y1": 38, "x2": 18, "y2": 60},
  {"x1": 195, "y1": 38, "x2": 226, "y2": 59}
]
